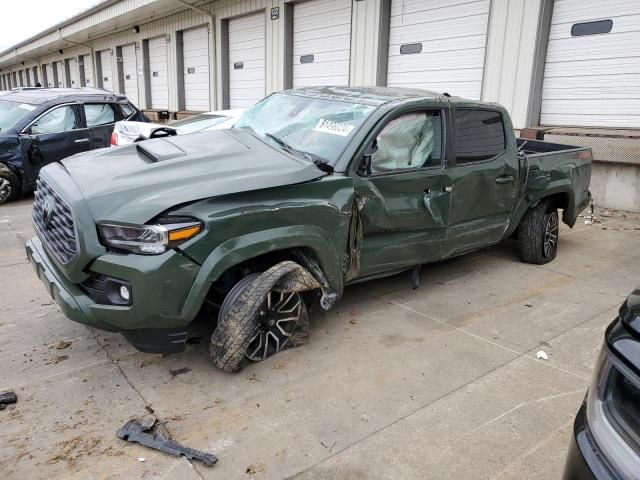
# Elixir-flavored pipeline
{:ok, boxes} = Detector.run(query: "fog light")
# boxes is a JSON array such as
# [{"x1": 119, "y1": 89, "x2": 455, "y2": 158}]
[{"x1": 119, "y1": 285, "x2": 131, "y2": 302}]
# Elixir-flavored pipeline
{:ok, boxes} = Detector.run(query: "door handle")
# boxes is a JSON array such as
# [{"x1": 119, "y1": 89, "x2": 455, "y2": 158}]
[
  {"x1": 495, "y1": 175, "x2": 514, "y2": 184},
  {"x1": 443, "y1": 186, "x2": 453, "y2": 193},
  {"x1": 422, "y1": 193, "x2": 444, "y2": 226},
  {"x1": 74, "y1": 138, "x2": 90, "y2": 144}
]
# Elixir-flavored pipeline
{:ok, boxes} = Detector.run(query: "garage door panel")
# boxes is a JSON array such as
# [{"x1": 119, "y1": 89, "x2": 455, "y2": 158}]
[
  {"x1": 121, "y1": 44, "x2": 139, "y2": 103},
  {"x1": 540, "y1": 0, "x2": 640, "y2": 127},
  {"x1": 548, "y1": 0, "x2": 640, "y2": 24},
  {"x1": 228, "y1": 12, "x2": 265, "y2": 109},
  {"x1": 387, "y1": 0, "x2": 489, "y2": 98},
  {"x1": 183, "y1": 26, "x2": 211, "y2": 111},
  {"x1": 292, "y1": 0, "x2": 351, "y2": 88},
  {"x1": 148, "y1": 37, "x2": 169, "y2": 110},
  {"x1": 390, "y1": 18, "x2": 488, "y2": 44},
  {"x1": 99, "y1": 51, "x2": 114, "y2": 91}
]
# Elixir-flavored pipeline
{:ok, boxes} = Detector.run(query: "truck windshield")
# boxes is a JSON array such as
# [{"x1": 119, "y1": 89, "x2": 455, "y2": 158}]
[
  {"x1": 235, "y1": 93, "x2": 376, "y2": 165},
  {"x1": 0, "y1": 100, "x2": 37, "y2": 132}
]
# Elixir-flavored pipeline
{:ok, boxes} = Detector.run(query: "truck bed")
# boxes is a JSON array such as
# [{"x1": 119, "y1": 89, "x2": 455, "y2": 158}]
[{"x1": 516, "y1": 137, "x2": 587, "y2": 157}]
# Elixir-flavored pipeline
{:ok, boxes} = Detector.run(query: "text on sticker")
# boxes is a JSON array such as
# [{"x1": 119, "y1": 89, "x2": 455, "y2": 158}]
[{"x1": 314, "y1": 119, "x2": 355, "y2": 137}]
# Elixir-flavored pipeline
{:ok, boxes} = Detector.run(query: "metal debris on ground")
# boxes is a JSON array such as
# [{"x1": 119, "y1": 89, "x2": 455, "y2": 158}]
[
  {"x1": 0, "y1": 391, "x2": 18, "y2": 410},
  {"x1": 169, "y1": 367, "x2": 192, "y2": 378},
  {"x1": 116, "y1": 414, "x2": 217, "y2": 466}
]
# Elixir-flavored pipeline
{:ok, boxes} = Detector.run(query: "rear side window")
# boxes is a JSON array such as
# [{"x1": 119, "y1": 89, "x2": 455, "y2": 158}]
[
  {"x1": 119, "y1": 103, "x2": 135, "y2": 117},
  {"x1": 454, "y1": 109, "x2": 505, "y2": 163},
  {"x1": 84, "y1": 103, "x2": 116, "y2": 126}
]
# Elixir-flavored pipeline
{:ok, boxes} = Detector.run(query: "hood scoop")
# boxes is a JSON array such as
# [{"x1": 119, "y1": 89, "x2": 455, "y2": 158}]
[{"x1": 136, "y1": 139, "x2": 187, "y2": 163}]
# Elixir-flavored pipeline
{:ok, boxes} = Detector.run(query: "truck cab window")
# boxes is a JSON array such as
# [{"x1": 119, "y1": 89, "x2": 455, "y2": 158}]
[
  {"x1": 454, "y1": 109, "x2": 505, "y2": 163},
  {"x1": 370, "y1": 111, "x2": 442, "y2": 173}
]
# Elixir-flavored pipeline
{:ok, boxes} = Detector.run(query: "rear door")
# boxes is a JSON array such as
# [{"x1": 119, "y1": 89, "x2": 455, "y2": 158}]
[
  {"x1": 443, "y1": 107, "x2": 517, "y2": 258},
  {"x1": 83, "y1": 103, "x2": 119, "y2": 149},
  {"x1": 20, "y1": 104, "x2": 90, "y2": 183},
  {"x1": 353, "y1": 107, "x2": 452, "y2": 278}
]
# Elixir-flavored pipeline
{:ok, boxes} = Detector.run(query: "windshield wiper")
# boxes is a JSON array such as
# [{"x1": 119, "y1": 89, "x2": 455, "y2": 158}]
[
  {"x1": 264, "y1": 133, "x2": 294, "y2": 153},
  {"x1": 265, "y1": 132, "x2": 334, "y2": 174}
]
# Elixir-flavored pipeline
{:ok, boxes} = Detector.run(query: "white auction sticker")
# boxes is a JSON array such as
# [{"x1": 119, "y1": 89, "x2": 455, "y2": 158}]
[{"x1": 313, "y1": 119, "x2": 354, "y2": 137}]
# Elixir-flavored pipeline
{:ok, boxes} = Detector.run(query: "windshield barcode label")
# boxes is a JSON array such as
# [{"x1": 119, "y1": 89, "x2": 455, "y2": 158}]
[{"x1": 314, "y1": 119, "x2": 354, "y2": 137}]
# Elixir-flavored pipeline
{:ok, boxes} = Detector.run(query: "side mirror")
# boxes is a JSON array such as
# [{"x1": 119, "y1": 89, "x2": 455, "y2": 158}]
[{"x1": 359, "y1": 141, "x2": 377, "y2": 176}]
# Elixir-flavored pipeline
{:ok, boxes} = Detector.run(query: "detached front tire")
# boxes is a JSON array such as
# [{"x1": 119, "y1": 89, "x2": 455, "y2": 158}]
[
  {"x1": 0, "y1": 164, "x2": 20, "y2": 206},
  {"x1": 210, "y1": 262, "x2": 311, "y2": 373},
  {"x1": 518, "y1": 200, "x2": 559, "y2": 265}
]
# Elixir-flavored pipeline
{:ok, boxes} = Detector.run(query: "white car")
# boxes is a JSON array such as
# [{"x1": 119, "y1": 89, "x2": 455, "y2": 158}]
[{"x1": 111, "y1": 109, "x2": 245, "y2": 146}]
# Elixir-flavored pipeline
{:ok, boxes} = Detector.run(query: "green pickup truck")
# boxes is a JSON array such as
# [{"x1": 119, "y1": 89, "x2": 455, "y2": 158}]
[{"x1": 26, "y1": 86, "x2": 592, "y2": 371}]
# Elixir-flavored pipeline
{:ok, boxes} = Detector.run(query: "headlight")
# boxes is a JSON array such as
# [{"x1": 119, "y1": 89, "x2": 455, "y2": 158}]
[{"x1": 98, "y1": 218, "x2": 202, "y2": 255}]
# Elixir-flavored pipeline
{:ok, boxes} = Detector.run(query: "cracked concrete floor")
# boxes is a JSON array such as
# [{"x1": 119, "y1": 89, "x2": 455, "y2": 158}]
[{"x1": 1, "y1": 196, "x2": 639, "y2": 480}]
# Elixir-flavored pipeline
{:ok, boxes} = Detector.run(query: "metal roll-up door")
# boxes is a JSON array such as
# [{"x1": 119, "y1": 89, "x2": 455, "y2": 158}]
[
  {"x1": 68, "y1": 58, "x2": 80, "y2": 87},
  {"x1": 228, "y1": 12, "x2": 266, "y2": 109},
  {"x1": 182, "y1": 26, "x2": 211, "y2": 111},
  {"x1": 540, "y1": 0, "x2": 640, "y2": 127},
  {"x1": 387, "y1": 0, "x2": 490, "y2": 99},
  {"x1": 121, "y1": 44, "x2": 139, "y2": 103},
  {"x1": 148, "y1": 36, "x2": 169, "y2": 110},
  {"x1": 81, "y1": 55, "x2": 94, "y2": 87},
  {"x1": 99, "y1": 50, "x2": 114, "y2": 91},
  {"x1": 292, "y1": 0, "x2": 352, "y2": 87},
  {"x1": 56, "y1": 61, "x2": 65, "y2": 87}
]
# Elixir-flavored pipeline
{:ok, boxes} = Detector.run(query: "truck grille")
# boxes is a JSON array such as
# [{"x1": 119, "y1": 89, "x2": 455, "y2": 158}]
[{"x1": 32, "y1": 178, "x2": 78, "y2": 265}]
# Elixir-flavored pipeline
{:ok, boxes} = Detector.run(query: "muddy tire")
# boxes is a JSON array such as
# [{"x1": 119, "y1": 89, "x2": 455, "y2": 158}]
[
  {"x1": 210, "y1": 262, "x2": 310, "y2": 373},
  {"x1": 0, "y1": 164, "x2": 20, "y2": 206},
  {"x1": 518, "y1": 200, "x2": 559, "y2": 265}
]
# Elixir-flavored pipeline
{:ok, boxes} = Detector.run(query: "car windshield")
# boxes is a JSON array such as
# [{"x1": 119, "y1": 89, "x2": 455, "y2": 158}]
[
  {"x1": 0, "y1": 100, "x2": 37, "y2": 132},
  {"x1": 171, "y1": 114, "x2": 229, "y2": 134},
  {"x1": 234, "y1": 93, "x2": 376, "y2": 165}
]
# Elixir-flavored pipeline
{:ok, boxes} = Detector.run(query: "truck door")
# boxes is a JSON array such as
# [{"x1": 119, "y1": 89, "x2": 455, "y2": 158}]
[
  {"x1": 443, "y1": 108, "x2": 518, "y2": 258},
  {"x1": 353, "y1": 109, "x2": 453, "y2": 278},
  {"x1": 83, "y1": 103, "x2": 118, "y2": 149},
  {"x1": 20, "y1": 104, "x2": 91, "y2": 184}
]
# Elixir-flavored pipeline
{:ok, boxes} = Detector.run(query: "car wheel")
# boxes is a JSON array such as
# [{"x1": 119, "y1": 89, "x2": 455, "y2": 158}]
[
  {"x1": 0, "y1": 164, "x2": 20, "y2": 206},
  {"x1": 518, "y1": 200, "x2": 559, "y2": 265},
  {"x1": 210, "y1": 262, "x2": 310, "y2": 372}
]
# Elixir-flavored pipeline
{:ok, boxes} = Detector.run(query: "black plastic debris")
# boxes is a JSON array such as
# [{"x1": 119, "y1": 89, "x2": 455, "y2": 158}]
[
  {"x1": 116, "y1": 414, "x2": 217, "y2": 466},
  {"x1": 0, "y1": 391, "x2": 17, "y2": 410}
]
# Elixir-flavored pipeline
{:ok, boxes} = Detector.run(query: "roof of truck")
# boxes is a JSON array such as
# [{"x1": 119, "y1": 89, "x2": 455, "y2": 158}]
[
  {"x1": 0, "y1": 87, "x2": 128, "y2": 105},
  {"x1": 287, "y1": 86, "x2": 453, "y2": 106}
]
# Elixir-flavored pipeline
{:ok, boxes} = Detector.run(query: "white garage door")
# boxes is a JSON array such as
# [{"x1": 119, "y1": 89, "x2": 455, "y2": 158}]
[
  {"x1": 292, "y1": 0, "x2": 352, "y2": 87},
  {"x1": 182, "y1": 26, "x2": 211, "y2": 111},
  {"x1": 68, "y1": 58, "x2": 80, "y2": 87},
  {"x1": 121, "y1": 44, "x2": 139, "y2": 103},
  {"x1": 56, "y1": 61, "x2": 65, "y2": 87},
  {"x1": 228, "y1": 12, "x2": 265, "y2": 109},
  {"x1": 387, "y1": 0, "x2": 490, "y2": 99},
  {"x1": 540, "y1": 0, "x2": 640, "y2": 127},
  {"x1": 148, "y1": 36, "x2": 169, "y2": 110},
  {"x1": 99, "y1": 51, "x2": 114, "y2": 91},
  {"x1": 81, "y1": 54, "x2": 94, "y2": 87}
]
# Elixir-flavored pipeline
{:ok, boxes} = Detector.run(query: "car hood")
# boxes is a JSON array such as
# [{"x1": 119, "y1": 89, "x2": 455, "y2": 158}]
[{"x1": 60, "y1": 129, "x2": 324, "y2": 223}]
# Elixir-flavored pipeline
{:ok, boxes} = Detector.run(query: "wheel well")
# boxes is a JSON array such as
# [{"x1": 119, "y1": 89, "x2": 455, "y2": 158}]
[
  {"x1": 541, "y1": 192, "x2": 569, "y2": 212},
  {"x1": 200, "y1": 247, "x2": 324, "y2": 316}
]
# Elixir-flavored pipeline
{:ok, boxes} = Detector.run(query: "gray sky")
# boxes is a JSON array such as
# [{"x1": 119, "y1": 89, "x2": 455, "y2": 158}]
[{"x1": 0, "y1": 0, "x2": 103, "y2": 51}]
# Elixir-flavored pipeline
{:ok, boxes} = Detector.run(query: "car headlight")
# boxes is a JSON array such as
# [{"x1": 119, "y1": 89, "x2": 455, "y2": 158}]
[{"x1": 98, "y1": 218, "x2": 202, "y2": 255}]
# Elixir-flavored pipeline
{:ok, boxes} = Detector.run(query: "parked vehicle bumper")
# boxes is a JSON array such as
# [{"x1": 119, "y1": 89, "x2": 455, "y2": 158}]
[
  {"x1": 562, "y1": 402, "x2": 616, "y2": 480},
  {"x1": 26, "y1": 236, "x2": 201, "y2": 353}
]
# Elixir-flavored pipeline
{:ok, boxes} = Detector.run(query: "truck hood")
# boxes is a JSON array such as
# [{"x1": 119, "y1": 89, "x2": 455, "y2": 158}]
[{"x1": 59, "y1": 129, "x2": 324, "y2": 223}]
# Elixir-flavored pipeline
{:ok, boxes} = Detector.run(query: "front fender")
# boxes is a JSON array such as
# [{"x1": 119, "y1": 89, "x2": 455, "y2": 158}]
[{"x1": 179, "y1": 225, "x2": 343, "y2": 320}]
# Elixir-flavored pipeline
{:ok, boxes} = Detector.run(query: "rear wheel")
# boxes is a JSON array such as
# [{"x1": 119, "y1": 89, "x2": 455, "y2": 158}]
[
  {"x1": 210, "y1": 263, "x2": 310, "y2": 372},
  {"x1": 518, "y1": 201, "x2": 559, "y2": 265},
  {"x1": 0, "y1": 165, "x2": 19, "y2": 205}
]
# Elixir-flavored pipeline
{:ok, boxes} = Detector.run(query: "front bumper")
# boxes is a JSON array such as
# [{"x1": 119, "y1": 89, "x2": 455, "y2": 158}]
[
  {"x1": 27, "y1": 236, "x2": 201, "y2": 353},
  {"x1": 562, "y1": 403, "x2": 617, "y2": 480}
]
